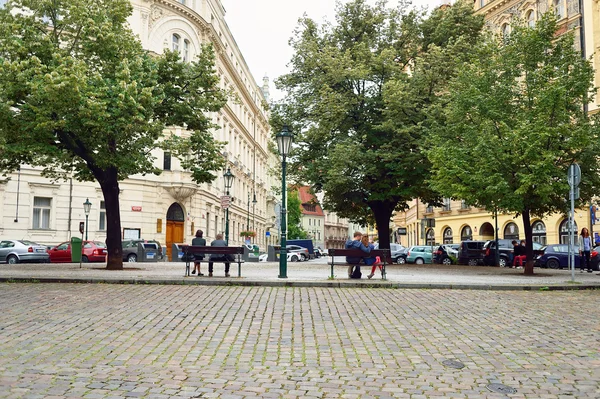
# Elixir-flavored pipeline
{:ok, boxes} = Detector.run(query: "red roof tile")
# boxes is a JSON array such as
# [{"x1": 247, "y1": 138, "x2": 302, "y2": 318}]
[{"x1": 297, "y1": 186, "x2": 325, "y2": 217}]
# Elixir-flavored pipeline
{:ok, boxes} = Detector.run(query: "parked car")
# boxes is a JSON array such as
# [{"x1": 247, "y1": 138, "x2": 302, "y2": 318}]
[
  {"x1": 48, "y1": 240, "x2": 107, "y2": 263},
  {"x1": 286, "y1": 245, "x2": 309, "y2": 261},
  {"x1": 373, "y1": 243, "x2": 407, "y2": 264},
  {"x1": 122, "y1": 239, "x2": 164, "y2": 262},
  {"x1": 405, "y1": 246, "x2": 433, "y2": 264},
  {"x1": 314, "y1": 248, "x2": 323, "y2": 258},
  {"x1": 457, "y1": 240, "x2": 486, "y2": 266},
  {"x1": 483, "y1": 240, "x2": 544, "y2": 267},
  {"x1": 434, "y1": 244, "x2": 460, "y2": 265},
  {"x1": 0, "y1": 240, "x2": 50, "y2": 264},
  {"x1": 535, "y1": 244, "x2": 600, "y2": 270}
]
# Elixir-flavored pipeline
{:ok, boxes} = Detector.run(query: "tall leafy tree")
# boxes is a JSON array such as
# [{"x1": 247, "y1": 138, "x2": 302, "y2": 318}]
[
  {"x1": 428, "y1": 14, "x2": 600, "y2": 274},
  {"x1": 287, "y1": 190, "x2": 308, "y2": 240},
  {"x1": 275, "y1": 0, "x2": 483, "y2": 249},
  {"x1": 0, "y1": 0, "x2": 227, "y2": 269}
]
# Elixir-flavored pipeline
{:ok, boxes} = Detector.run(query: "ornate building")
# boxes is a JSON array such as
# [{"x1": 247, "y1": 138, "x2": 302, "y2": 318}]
[
  {"x1": 0, "y1": 0, "x2": 277, "y2": 259},
  {"x1": 392, "y1": 0, "x2": 595, "y2": 248}
]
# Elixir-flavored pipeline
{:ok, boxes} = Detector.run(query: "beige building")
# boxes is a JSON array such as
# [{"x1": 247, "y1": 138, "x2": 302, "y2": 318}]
[
  {"x1": 0, "y1": 0, "x2": 277, "y2": 259},
  {"x1": 393, "y1": 0, "x2": 597, "y2": 248}
]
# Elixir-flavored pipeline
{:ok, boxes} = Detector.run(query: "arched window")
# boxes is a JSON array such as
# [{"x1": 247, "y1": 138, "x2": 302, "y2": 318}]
[
  {"x1": 166, "y1": 203, "x2": 185, "y2": 222},
  {"x1": 503, "y1": 222, "x2": 519, "y2": 240},
  {"x1": 426, "y1": 229, "x2": 435, "y2": 246},
  {"x1": 172, "y1": 34, "x2": 180, "y2": 52},
  {"x1": 559, "y1": 219, "x2": 577, "y2": 244},
  {"x1": 461, "y1": 226, "x2": 472, "y2": 241},
  {"x1": 532, "y1": 221, "x2": 547, "y2": 245},
  {"x1": 526, "y1": 10, "x2": 535, "y2": 28},
  {"x1": 183, "y1": 39, "x2": 190, "y2": 62},
  {"x1": 501, "y1": 24, "x2": 510, "y2": 41},
  {"x1": 443, "y1": 227, "x2": 453, "y2": 244}
]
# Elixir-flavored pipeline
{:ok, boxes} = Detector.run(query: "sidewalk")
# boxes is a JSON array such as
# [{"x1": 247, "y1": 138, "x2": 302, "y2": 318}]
[{"x1": 2, "y1": 258, "x2": 600, "y2": 290}]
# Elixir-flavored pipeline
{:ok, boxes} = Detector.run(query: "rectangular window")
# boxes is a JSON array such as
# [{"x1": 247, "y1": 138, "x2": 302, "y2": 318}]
[
  {"x1": 442, "y1": 198, "x2": 451, "y2": 211},
  {"x1": 309, "y1": 219, "x2": 311, "y2": 226},
  {"x1": 163, "y1": 152, "x2": 171, "y2": 171},
  {"x1": 99, "y1": 201, "x2": 106, "y2": 231},
  {"x1": 33, "y1": 197, "x2": 51, "y2": 229}
]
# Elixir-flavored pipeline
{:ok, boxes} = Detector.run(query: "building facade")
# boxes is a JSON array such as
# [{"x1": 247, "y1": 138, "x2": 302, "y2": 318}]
[
  {"x1": 0, "y1": 0, "x2": 277, "y2": 259},
  {"x1": 392, "y1": 0, "x2": 597, "y2": 248}
]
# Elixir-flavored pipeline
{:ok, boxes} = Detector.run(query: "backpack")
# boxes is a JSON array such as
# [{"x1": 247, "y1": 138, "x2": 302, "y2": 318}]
[{"x1": 350, "y1": 265, "x2": 362, "y2": 279}]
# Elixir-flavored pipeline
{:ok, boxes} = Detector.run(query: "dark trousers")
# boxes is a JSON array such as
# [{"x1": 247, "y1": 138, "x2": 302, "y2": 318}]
[
  {"x1": 581, "y1": 251, "x2": 591, "y2": 271},
  {"x1": 208, "y1": 262, "x2": 230, "y2": 274}
]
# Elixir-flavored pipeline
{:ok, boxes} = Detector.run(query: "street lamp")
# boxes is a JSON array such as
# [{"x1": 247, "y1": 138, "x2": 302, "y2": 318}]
[
  {"x1": 83, "y1": 198, "x2": 92, "y2": 241},
  {"x1": 252, "y1": 193, "x2": 257, "y2": 242},
  {"x1": 223, "y1": 168, "x2": 235, "y2": 244},
  {"x1": 276, "y1": 125, "x2": 293, "y2": 278}
]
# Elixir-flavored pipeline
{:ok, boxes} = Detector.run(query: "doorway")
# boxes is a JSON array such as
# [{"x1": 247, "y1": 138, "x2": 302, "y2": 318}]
[{"x1": 166, "y1": 203, "x2": 185, "y2": 261}]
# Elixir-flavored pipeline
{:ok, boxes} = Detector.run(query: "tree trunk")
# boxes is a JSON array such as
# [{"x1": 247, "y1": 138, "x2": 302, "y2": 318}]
[
  {"x1": 522, "y1": 208, "x2": 534, "y2": 276},
  {"x1": 371, "y1": 201, "x2": 394, "y2": 250},
  {"x1": 97, "y1": 168, "x2": 124, "y2": 270}
]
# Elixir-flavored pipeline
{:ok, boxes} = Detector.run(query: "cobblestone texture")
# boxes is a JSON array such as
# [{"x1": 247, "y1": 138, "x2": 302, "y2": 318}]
[{"x1": 0, "y1": 284, "x2": 599, "y2": 398}]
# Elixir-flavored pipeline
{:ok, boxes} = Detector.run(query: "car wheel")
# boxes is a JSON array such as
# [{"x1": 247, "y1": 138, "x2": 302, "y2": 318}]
[
  {"x1": 7, "y1": 255, "x2": 18, "y2": 265},
  {"x1": 291, "y1": 254, "x2": 299, "y2": 262},
  {"x1": 415, "y1": 258, "x2": 424, "y2": 265},
  {"x1": 301, "y1": 254, "x2": 307, "y2": 261},
  {"x1": 397, "y1": 257, "x2": 406, "y2": 264},
  {"x1": 442, "y1": 257, "x2": 452, "y2": 265},
  {"x1": 81, "y1": 256, "x2": 89, "y2": 263},
  {"x1": 127, "y1": 254, "x2": 137, "y2": 263},
  {"x1": 547, "y1": 259, "x2": 560, "y2": 269},
  {"x1": 468, "y1": 259, "x2": 478, "y2": 266},
  {"x1": 498, "y1": 257, "x2": 508, "y2": 268}
]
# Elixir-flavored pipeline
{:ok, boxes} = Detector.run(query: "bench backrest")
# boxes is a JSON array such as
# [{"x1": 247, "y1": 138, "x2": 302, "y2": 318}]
[
  {"x1": 328, "y1": 248, "x2": 391, "y2": 260},
  {"x1": 182, "y1": 245, "x2": 244, "y2": 255}
]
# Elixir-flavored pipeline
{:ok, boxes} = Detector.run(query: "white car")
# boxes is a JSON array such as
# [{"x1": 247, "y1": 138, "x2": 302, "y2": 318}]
[{"x1": 286, "y1": 245, "x2": 309, "y2": 261}]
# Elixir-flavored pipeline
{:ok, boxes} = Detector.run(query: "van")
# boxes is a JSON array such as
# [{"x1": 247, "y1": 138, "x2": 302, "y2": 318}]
[{"x1": 457, "y1": 241, "x2": 486, "y2": 266}]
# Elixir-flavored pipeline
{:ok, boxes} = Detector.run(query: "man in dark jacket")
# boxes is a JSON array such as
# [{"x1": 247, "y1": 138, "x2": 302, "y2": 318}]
[
  {"x1": 345, "y1": 231, "x2": 371, "y2": 278},
  {"x1": 209, "y1": 234, "x2": 231, "y2": 277}
]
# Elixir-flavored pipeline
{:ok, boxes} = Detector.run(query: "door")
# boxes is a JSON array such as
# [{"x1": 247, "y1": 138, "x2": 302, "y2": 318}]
[{"x1": 166, "y1": 221, "x2": 184, "y2": 261}]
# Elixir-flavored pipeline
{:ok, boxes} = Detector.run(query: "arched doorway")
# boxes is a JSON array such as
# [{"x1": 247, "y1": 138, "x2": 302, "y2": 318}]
[
  {"x1": 532, "y1": 221, "x2": 547, "y2": 245},
  {"x1": 166, "y1": 203, "x2": 185, "y2": 261},
  {"x1": 480, "y1": 223, "x2": 494, "y2": 240},
  {"x1": 426, "y1": 228, "x2": 435, "y2": 246},
  {"x1": 443, "y1": 227, "x2": 453, "y2": 244},
  {"x1": 461, "y1": 225, "x2": 473, "y2": 241},
  {"x1": 504, "y1": 222, "x2": 519, "y2": 240},
  {"x1": 559, "y1": 219, "x2": 577, "y2": 244}
]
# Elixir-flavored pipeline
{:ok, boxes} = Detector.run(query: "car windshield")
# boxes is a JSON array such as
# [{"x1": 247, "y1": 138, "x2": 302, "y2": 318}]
[
  {"x1": 93, "y1": 242, "x2": 106, "y2": 248},
  {"x1": 19, "y1": 240, "x2": 36, "y2": 245}
]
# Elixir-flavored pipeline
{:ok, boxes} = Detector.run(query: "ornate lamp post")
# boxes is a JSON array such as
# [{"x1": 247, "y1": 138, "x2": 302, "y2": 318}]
[
  {"x1": 276, "y1": 125, "x2": 293, "y2": 278},
  {"x1": 252, "y1": 193, "x2": 257, "y2": 243},
  {"x1": 223, "y1": 168, "x2": 235, "y2": 244},
  {"x1": 83, "y1": 198, "x2": 92, "y2": 241}
]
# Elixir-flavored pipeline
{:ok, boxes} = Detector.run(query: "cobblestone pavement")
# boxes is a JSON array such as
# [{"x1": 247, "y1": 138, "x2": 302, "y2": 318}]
[{"x1": 1, "y1": 284, "x2": 599, "y2": 398}]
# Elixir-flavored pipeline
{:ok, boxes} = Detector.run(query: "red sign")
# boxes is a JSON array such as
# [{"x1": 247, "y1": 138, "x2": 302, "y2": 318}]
[
  {"x1": 221, "y1": 195, "x2": 230, "y2": 209},
  {"x1": 132, "y1": 206, "x2": 142, "y2": 212}
]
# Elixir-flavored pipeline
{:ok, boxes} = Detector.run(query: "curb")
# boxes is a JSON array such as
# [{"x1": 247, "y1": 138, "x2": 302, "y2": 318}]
[{"x1": 2, "y1": 276, "x2": 600, "y2": 291}]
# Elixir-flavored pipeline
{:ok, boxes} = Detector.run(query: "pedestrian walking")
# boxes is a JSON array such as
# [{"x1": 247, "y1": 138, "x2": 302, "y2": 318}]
[
  {"x1": 191, "y1": 230, "x2": 206, "y2": 276},
  {"x1": 578, "y1": 227, "x2": 593, "y2": 273}
]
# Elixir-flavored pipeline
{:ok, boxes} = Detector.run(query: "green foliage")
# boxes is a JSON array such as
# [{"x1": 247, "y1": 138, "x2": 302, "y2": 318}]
[
  {"x1": 428, "y1": 13, "x2": 600, "y2": 217},
  {"x1": 275, "y1": 0, "x2": 483, "y2": 248},
  {"x1": 287, "y1": 190, "x2": 307, "y2": 240}
]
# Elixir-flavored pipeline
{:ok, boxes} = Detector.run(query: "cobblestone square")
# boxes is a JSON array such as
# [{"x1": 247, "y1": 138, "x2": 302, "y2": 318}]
[{"x1": 0, "y1": 284, "x2": 599, "y2": 398}]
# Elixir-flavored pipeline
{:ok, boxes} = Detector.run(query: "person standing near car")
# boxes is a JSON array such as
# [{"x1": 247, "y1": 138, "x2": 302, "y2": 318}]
[
  {"x1": 578, "y1": 227, "x2": 593, "y2": 273},
  {"x1": 191, "y1": 230, "x2": 206, "y2": 276}
]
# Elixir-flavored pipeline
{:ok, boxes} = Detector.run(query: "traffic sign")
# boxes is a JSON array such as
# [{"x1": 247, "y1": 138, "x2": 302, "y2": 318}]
[{"x1": 221, "y1": 195, "x2": 230, "y2": 209}]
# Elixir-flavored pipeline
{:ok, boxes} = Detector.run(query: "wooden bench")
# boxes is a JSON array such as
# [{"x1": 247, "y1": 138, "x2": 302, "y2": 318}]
[
  {"x1": 327, "y1": 248, "x2": 391, "y2": 280},
  {"x1": 182, "y1": 245, "x2": 244, "y2": 277}
]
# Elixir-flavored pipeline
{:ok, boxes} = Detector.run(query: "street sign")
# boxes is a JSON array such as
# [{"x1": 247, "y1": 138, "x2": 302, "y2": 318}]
[
  {"x1": 568, "y1": 163, "x2": 581, "y2": 186},
  {"x1": 79, "y1": 222, "x2": 84, "y2": 234},
  {"x1": 397, "y1": 227, "x2": 407, "y2": 235},
  {"x1": 266, "y1": 231, "x2": 271, "y2": 237},
  {"x1": 221, "y1": 195, "x2": 230, "y2": 209}
]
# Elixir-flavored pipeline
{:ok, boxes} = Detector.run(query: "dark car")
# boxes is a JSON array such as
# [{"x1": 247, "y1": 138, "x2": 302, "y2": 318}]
[
  {"x1": 374, "y1": 243, "x2": 407, "y2": 264},
  {"x1": 535, "y1": 244, "x2": 600, "y2": 270},
  {"x1": 457, "y1": 240, "x2": 486, "y2": 266},
  {"x1": 434, "y1": 244, "x2": 460, "y2": 265},
  {"x1": 122, "y1": 239, "x2": 164, "y2": 262},
  {"x1": 483, "y1": 240, "x2": 545, "y2": 267}
]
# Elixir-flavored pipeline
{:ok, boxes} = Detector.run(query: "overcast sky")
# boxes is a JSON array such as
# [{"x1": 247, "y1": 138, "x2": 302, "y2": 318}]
[{"x1": 221, "y1": 0, "x2": 443, "y2": 100}]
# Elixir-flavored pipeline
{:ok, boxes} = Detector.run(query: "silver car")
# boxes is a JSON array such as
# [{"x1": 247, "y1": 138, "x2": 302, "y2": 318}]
[{"x1": 0, "y1": 240, "x2": 50, "y2": 264}]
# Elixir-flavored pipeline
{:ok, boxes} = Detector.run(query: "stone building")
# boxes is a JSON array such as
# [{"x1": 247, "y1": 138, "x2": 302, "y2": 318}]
[{"x1": 0, "y1": 0, "x2": 276, "y2": 259}]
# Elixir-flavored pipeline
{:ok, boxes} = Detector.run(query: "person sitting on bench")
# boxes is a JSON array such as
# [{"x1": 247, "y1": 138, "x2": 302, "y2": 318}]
[
  {"x1": 344, "y1": 231, "x2": 371, "y2": 278},
  {"x1": 208, "y1": 234, "x2": 232, "y2": 277}
]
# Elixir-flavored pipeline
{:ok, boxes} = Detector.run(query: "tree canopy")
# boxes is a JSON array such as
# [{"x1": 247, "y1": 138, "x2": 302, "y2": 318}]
[
  {"x1": 427, "y1": 13, "x2": 600, "y2": 274},
  {"x1": 0, "y1": 0, "x2": 228, "y2": 269},
  {"x1": 287, "y1": 190, "x2": 308, "y2": 240},
  {"x1": 274, "y1": 0, "x2": 483, "y2": 249}
]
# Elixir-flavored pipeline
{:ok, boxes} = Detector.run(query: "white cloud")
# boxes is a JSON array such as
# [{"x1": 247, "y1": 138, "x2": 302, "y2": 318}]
[{"x1": 221, "y1": 0, "x2": 441, "y2": 101}]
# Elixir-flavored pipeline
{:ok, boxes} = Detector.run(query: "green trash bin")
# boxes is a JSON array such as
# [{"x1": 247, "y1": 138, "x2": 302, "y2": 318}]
[{"x1": 71, "y1": 237, "x2": 82, "y2": 263}]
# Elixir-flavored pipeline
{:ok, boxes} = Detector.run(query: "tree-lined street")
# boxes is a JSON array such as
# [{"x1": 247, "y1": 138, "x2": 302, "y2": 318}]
[{"x1": 1, "y1": 283, "x2": 599, "y2": 398}]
